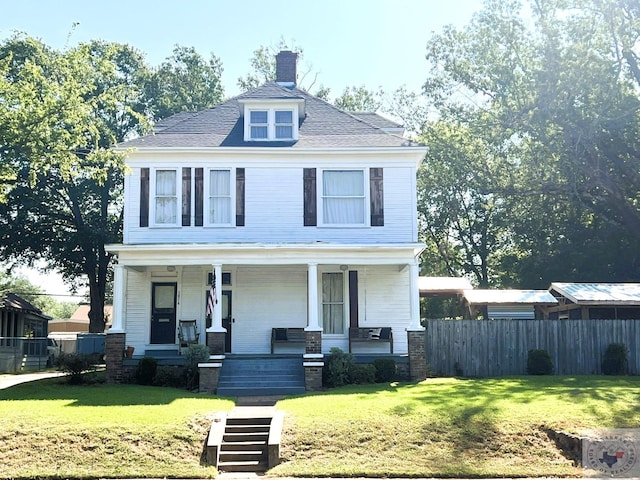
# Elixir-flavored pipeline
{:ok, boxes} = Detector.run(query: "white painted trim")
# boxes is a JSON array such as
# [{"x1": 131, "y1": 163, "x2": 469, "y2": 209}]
[
  {"x1": 303, "y1": 353, "x2": 324, "y2": 360},
  {"x1": 303, "y1": 362, "x2": 325, "y2": 367},
  {"x1": 209, "y1": 355, "x2": 225, "y2": 361},
  {"x1": 198, "y1": 362, "x2": 223, "y2": 368}
]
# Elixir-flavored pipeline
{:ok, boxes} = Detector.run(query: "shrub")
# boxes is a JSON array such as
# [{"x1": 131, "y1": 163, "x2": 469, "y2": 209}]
[
  {"x1": 135, "y1": 356, "x2": 158, "y2": 385},
  {"x1": 153, "y1": 365, "x2": 183, "y2": 388},
  {"x1": 183, "y1": 344, "x2": 210, "y2": 390},
  {"x1": 348, "y1": 363, "x2": 376, "y2": 384},
  {"x1": 373, "y1": 358, "x2": 396, "y2": 383},
  {"x1": 323, "y1": 347, "x2": 354, "y2": 387},
  {"x1": 58, "y1": 353, "x2": 99, "y2": 384},
  {"x1": 602, "y1": 343, "x2": 628, "y2": 375},
  {"x1": 527, "y1": 349, "x2": 554, "y2": 375}
]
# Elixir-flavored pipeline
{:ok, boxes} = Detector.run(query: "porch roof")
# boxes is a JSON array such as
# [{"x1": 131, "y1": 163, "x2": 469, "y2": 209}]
[{"x1": 105, "y1": 242, "x2": 425, "y2": 267}]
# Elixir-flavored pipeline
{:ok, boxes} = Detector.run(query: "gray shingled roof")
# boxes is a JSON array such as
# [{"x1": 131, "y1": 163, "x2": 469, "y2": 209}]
[{"x1": 122, "y1": 82, "x2": 420, "y2": 149}]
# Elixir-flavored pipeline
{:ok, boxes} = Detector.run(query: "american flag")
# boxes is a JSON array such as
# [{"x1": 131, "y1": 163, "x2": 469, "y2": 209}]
[{"x1": 206, "y1": 272, "x2": 217, "y2": 318}]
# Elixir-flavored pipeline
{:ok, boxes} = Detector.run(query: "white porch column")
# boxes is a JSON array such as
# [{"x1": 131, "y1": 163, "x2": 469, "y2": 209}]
[
  {"x1": 206, "y1": 264, "x2": 226, "y2": 332},
  {"x1": 408, "y1": 262, "x2": 423, "y2": 331},
  {"x1": 305, "y1": 262, "x2": 322, "y2": 331},
  {"x1": 109, "y1": 264, "x2": 125, "y2": 333}
]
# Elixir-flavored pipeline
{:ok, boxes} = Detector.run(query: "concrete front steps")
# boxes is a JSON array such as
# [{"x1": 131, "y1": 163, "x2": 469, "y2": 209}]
[
  {"x1": 216, "y1": 355, "x2": 305, "y2": 397},
  {"x1": 207, "y1": 407, "x2": 285, "y2": 473},
  {"x1": 218, "y1": 416, "x2": 270, "y2": 472}
]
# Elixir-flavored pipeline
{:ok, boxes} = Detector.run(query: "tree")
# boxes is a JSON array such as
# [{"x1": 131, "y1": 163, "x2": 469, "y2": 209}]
[
  {"x1": 146, "y1": 45, "x2": 224, "y2": 121},
  {"x1": 237, "y1": 39, "x2": 321, "y2": 93},
  {"x1": 334, "y1": 85, "x2": 383, "y2": 112},
  {"x1": 0, "y1": 35, "x2": 148, "y2": 332},
  {"x1": 422, "y1": 0, "x2": 640, "y2": 285}
]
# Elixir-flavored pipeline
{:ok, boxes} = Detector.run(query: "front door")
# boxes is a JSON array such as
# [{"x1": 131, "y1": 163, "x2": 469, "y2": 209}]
[
  {"x1": 150, "y1": 283, "x2": 177, "y2": 344},
  {"x1": 222, "y1": 291, "x2": 232, "y2": 353}
]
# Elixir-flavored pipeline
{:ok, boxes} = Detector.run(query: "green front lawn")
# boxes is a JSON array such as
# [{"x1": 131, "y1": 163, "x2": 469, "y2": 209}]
[{"x1": 0, "y1": 375, "x2": 638, "y2": 478}]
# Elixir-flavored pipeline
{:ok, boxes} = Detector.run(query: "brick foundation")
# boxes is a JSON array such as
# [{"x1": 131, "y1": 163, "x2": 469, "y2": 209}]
[
  {"x1": 305, "y1": 330, "x2": 322, "y2": 354},
  {"x1": 105, "y1": 333, "x2": 126, "y2": 384},
  {"x1": 206, "y1": 331, "x2": 226, "y2": 355},
  {"x1": 407, "y1": 329, "x2": 427, "y2": 382}
]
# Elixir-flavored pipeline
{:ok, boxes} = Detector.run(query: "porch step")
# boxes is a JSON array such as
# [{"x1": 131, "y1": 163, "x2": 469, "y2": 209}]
[
  {"x1": 217, "y1": 416, "x2": 271, "y2": 473},
  {"x1": 217, "y1": 356, "x2": 305, "y2": 397}
]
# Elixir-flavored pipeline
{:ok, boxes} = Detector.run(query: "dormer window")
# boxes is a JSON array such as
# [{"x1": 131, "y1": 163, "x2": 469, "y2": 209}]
[
  {"x1": 275, "y1": 110, "x2": 293, "y2": 139},
  {"x1": 240, "y1": 99, "x2": 303, "y2": 142},
  {"x1": 247, "y1": 108, "x2": 296, "y2": 141},
  {"x1": 249, "y1": 111, "x2": 268, "y2": 139}
]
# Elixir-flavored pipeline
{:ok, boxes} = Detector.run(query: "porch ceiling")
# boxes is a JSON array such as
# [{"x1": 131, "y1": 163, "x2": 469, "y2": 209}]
[{"x1": 105, "y1": 242, "x2": 425, "y2": 267}]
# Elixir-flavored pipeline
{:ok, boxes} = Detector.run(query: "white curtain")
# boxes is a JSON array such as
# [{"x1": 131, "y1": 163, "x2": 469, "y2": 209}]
[
  {"x1": 323, "y1": 170, "x2": 365, "y2": 224},
  {"x1": 155, "y1": 170, "x2": 177, "y2": 224},
  {"x1": 275, "y1": 110, "x2": 293, "y2": 139},
  {"x1": 322, "y1": 272, "x2": 344, "y2": 334},
  {"x1": 209, "y1": 170, "x2": 231, "y2": 224}
]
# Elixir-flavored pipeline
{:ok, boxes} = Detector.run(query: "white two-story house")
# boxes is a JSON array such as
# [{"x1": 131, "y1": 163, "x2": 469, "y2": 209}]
[{"x1": 105, "y1": 51, "x2": 428, "y2": 391}]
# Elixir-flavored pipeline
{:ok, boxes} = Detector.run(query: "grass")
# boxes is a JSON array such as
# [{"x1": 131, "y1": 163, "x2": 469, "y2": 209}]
[
  {"x1": 271, "y1": 376, "x2": 640, "y2": 478},
  {"x1": 0, "y1": 374, "x2": 639, "y2": 478},
  {"x1": 0, "y1": 375, "x2": 234, "y2": 479}
]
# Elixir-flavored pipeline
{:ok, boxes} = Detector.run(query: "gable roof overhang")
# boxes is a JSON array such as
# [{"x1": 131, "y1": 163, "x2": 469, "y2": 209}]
[{"x1": 106, "y1": 242, "x2": 426, "y2": 269}]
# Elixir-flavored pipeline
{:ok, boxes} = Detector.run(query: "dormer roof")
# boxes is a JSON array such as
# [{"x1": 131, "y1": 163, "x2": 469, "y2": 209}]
[{"x1": 120, "y1": 82, "x2": 422, "y2": 149}]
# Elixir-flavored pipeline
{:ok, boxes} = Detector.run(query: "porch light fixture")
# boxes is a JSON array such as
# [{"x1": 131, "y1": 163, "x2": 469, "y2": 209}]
[
  {"x1": 339, "y1": 264, "x2": 348, "y2": 271},
  {"x1": 166, "y1": 266, "x2": 176, "y2": 272}
]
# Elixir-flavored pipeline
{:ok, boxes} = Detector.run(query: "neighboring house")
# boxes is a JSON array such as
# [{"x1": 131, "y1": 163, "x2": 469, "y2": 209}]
[
  {"x1": 0, "y1": 293, "x2": 51, "y2": 372},
  {"x1": 105, "y1": 51, "x2": 429, "y2": 390},
  {"x1": 48, "y1": 305, "x2": 113, "y2": 333},
  {"x1": 462, "y1": 289, "x2": 558, "y2": 320},
  {"x1": 548, "y1": 282, "x2": 640, "y2": 319}
]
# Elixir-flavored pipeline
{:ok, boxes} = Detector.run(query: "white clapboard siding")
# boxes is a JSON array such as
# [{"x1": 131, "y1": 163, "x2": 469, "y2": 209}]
[
  {"x1": 232, "y1": 266, "x2": 308, "y2": 354},
  {"x1": 179, "y1": 266, "x2": 206, "y2": 336},
  {"x1": 124, "y1": 269, "x2": 151, "y2": 353},
  {"x1": 124, "y1": 164, "x2": 417, "y2": 245}
]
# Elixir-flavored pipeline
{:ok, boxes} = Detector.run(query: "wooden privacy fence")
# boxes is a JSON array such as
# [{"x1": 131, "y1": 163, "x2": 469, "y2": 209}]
[{"x1": 425, "y1": 319, "x2": 640, "y2": 377}]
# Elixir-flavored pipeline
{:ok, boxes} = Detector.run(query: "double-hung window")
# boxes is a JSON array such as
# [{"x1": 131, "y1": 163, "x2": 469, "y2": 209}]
[
  {"x1": 249, "y1": 111, "x2": 268, "y2": 140},
  {"x1": 207, "y1": 169, "x2": 232, "y2": 225},
  {"x1": 321, "y1": 170, "x2": 366, "y2": 225},
  {"x1": 275, "y1": 110, "x2": 293, "y2": 139},
  {"x1": 322, "y1": 272, "x2": 345, "y2": 334},
  {"x1": 243, "y1": 103, "x2": 299, "y2": 141},
  {"x1": 154, "y1": 169, "x2": 179, "y2": 226}
]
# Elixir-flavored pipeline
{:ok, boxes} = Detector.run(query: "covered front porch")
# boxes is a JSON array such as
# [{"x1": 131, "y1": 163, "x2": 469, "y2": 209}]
[{"x1": 105, "y1": 242, "x2": 427, "y2": 389}]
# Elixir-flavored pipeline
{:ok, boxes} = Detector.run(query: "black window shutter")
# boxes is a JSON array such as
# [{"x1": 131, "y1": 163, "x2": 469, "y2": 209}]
[
  {"x1": 349, "y1": 270, "x2": 359, "y2": 328},
  {"x1": 303, "y1": 168, "x2": 317, "y2": 226},
  {"x1": 139, "y1": 168, "x2": 149, "y2": 227},
  {"x1": 370, "y1": 168, "x2": 384, "y2": 226},
  {"x1": 182, "y1": 167, "x2": 191, "y2": 226},
  {"x1": 236, "y1": 168, "x2": 245, "y2": 226},
  {"x1": 195, "y1": 168, "x2": 203, "y2": 226}
]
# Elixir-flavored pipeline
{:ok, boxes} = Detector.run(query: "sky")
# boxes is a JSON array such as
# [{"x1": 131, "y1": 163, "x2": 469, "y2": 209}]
[{"x1": 1, "y1": 0, "x2": 485, "y2": 300}]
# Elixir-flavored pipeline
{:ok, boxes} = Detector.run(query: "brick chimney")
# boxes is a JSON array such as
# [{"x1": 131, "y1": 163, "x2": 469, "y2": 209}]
[{"x1": 275, "y1": 50, "x2": 298, "y2": 85}]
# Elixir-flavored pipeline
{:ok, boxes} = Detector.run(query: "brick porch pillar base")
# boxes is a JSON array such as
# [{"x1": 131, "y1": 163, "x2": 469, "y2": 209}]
[
  {"x1": 206, "y1": 331, "x2": 226, "y2": 355},
  {"x1": 199, "y1": 362, "x2": 223, "y2": 393},
  {"x1": 105, "y1": 332, "x2": 125, "y2": 384},
  {"x1": 407, "y1": 329, "x2": 427, "y2": 382},
  {"x1": 304, "y1": 330, "x2": 323, "y2": 390}
]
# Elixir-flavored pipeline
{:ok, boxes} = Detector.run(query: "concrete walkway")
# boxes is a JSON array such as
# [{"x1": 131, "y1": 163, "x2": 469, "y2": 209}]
[{"x1": 0, "y1": 371, "x2": 67, "y2": 390}]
